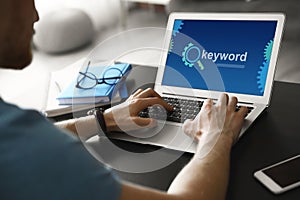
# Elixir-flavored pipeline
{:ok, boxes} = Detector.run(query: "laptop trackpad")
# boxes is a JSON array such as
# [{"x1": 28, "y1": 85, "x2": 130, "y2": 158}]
[{"x1": 109, "y1": 122, "x2": 197, "y2": 153}]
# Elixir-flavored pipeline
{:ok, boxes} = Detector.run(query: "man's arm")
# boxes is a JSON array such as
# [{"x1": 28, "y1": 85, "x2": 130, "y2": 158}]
[
  {"x1": 55, "y1": 115, "x2": 98, "y2": 140},
  {"x1": 120, "y1": 135, "x2": 233, "y2": 200},
  {"x1": 55, "y1": 88, "x2": 173, "y2": 139},
  {"x1": 119, "y1": 94, "x2": 248, "y2": 200},
  {"x1": 56, "y1": 90, "x2": 247, "y2": 200}
]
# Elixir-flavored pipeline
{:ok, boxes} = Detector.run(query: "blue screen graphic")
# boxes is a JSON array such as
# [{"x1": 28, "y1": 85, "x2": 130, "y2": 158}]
[{"x1": 162, "y1": 19, "x2": 277, "y2": 96}]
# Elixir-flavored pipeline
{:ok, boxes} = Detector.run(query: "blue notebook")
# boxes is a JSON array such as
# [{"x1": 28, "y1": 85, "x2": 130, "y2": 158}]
[{"x1": 57, "y1": 63, "x2": 132, "y2": 105}]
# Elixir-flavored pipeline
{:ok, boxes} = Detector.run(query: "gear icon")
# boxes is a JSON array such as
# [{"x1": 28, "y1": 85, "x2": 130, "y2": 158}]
[
  {"x1": 264, "y1": 39, "x2": 273, "y2": 62},
  {"x1": 182, "y1": 43, "x2": 195, "y2": 67},
  {"x1": 168, "y1": 38, "x2": 174, "y2": 54},
  {"x1": 257, "y1": 61, "x2": 269, "y2": 94},
  {"x1": 172, "y1": 20, "x2": 184, "y2": 37}
]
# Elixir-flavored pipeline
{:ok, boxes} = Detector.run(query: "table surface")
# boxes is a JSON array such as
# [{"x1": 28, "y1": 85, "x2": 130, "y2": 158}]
[{"x1": 111, "y1": 81, "x2": 300, "y2": 200}]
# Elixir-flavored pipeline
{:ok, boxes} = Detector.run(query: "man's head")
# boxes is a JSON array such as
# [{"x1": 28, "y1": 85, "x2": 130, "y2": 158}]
[{"x1": 0, "y1": 0, "x2": 39, "y2": 69}]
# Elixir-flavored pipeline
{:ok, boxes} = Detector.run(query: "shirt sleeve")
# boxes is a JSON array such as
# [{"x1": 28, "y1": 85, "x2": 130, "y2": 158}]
[{"x1": 0, "y1": 103, "x2": 121, "y2": 200}]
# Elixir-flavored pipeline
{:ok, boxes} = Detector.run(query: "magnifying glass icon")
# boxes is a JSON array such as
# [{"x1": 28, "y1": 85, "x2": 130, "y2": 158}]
[{"x1": 182, "y1": 43, "x2": 205, "y2": 70}]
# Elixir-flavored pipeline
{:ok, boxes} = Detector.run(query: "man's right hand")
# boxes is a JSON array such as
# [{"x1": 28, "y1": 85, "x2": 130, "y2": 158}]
[{"x1": 182, "y1": 93, "x2": 248, "y2": 147}]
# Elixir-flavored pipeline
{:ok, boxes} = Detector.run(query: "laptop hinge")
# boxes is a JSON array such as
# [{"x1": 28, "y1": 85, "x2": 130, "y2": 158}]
[{"x1": 162, "y1": 92, "x2": 207, "y2": 100}]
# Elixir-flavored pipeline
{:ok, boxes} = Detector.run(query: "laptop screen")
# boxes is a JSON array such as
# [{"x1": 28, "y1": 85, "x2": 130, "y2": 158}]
[{"x1": 162, "y1": 19, "x2": 278, "y2": 96}]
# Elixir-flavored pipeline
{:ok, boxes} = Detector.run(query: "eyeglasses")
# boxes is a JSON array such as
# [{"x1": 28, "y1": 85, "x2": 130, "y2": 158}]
[{"x1": 76, "y1": 61, "x2": 124, "y2": 89}]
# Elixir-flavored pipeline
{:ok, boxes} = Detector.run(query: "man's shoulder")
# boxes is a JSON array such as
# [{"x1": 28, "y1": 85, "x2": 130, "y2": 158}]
[
  {"x1": 0, "y1": 99, "x2": 76, "y2": 147},
  {"x1": 0, "y1": 99, "x2": 50, "y2": 131}
]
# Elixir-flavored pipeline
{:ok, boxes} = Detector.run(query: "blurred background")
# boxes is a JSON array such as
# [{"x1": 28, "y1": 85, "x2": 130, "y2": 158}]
[
  {"x1": 32, "y1": 0, "x2": 300, "y2": 82},
  {"x1": 32, "y1": 0, "x2": 300, "y2": 83},
  {"x1": 0, "y1": 0, "x2": 299, "y2": 110}
]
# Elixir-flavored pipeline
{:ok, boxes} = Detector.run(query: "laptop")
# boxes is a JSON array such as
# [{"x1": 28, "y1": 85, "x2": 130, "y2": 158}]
[{"x1": 103, "y1": 13, "x2": 285, "y2": 153}]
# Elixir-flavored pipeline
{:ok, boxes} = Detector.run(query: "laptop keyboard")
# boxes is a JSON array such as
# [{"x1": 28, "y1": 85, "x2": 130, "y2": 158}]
[{"x1": 139, "y1": 97, "x2": 254, "y2": 123}]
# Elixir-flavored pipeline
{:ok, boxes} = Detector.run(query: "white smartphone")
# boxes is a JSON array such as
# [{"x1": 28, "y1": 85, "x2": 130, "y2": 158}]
[{"x1": 254, "y1": 154, "x2": 300, "y2": 194}]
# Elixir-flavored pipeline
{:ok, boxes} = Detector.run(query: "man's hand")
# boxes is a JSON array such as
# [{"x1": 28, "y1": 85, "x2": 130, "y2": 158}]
[
  {"x1": 103, "y1": 88, "x2": 173, "y2": 132},
  {"x1": 183, "y1": 93, "x2": 248, "y2": 148}
]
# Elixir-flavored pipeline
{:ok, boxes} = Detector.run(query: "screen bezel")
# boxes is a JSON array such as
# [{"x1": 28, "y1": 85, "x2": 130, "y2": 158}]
[{"x1": 155, "y1": 12, "x2": 285, "y2": 105}]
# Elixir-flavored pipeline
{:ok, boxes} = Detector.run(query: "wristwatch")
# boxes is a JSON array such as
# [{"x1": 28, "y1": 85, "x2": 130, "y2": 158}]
[{"x1": 87, "y1": 108, "x2": 107, "y2": 133}]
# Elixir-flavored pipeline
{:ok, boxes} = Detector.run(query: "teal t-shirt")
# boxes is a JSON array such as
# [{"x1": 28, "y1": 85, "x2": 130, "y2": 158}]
[{"x1": 0, "y1": 99, "x2": 121, "y2": 200}]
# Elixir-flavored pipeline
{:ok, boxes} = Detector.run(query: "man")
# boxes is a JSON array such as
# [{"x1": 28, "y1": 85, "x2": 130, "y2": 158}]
[{"x1": 0, "y1": 1, "x2": 248, "y2": 200}]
